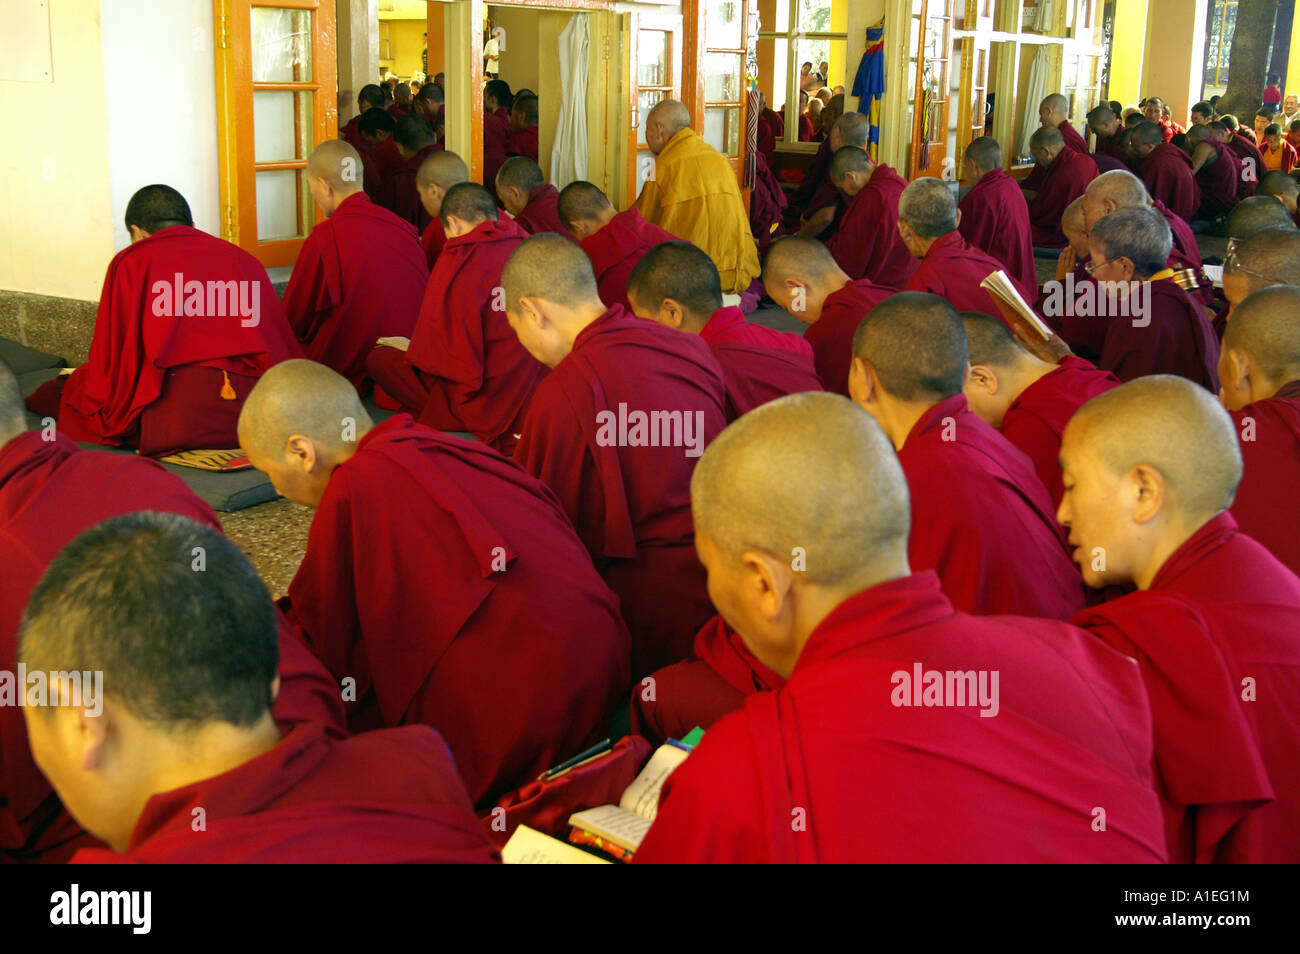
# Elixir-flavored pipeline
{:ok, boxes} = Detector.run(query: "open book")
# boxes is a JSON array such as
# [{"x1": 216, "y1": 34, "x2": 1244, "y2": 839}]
[
  {"x1": 980, "y1": 269, "x2": 1055, "y2": 342},
  {"x1": 502, "y1": 825, "x2": 612, "y2": 864},
  {"x1": 566, "y1": 742, "x2": 692, "y2": 860}
]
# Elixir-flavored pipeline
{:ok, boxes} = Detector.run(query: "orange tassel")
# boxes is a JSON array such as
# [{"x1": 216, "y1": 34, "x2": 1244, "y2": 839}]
[{"x1": 219, "y1": 370, "x2": 236, "y2": 400}]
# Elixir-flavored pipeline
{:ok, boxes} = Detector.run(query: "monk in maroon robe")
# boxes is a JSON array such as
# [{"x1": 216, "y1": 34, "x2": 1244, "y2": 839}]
[
  {"x1": 1087, "y1": 104, "x2": 1129, "y2": 163},
  {"x1": 240, "y1": 362, "x2": 629, "y2": 808},
  {"x1": 1085, "y1": 207, "x2": 1220, "y2": 388},
  {"x1": 782, "y1": 108, "x2": 837, "y2": 231},
  {"x1": 24, "y1": 185, "x2": 301, "y2": 456},
  {"x1": 282, "y1": 142, "x2": 427, "y2": 390},
  {"x1": 788, "y1": 114, "x2": 869, "y2": 242},
  {"x1": 496, "y1": 156, "x2": 571, "y2": 238},
  {"x1": 414, "y1": 150, "x2": 470, "y2": 270},
  {"x1": 16, "y1": 511, "x2": 497, "y2": 864},
  {"x1": 627, "y1": 241, "x2": 822, "y2": 418},
  {"x1": 635, "y1": 394, "x2": 1166, "y2": 863},
  {"x1": 338, "y1": 85, "x2": 384, "y2": 149},
  {"x1": 825, "y1": 146, "x2": 917, "y2": 287},
  {"x1": 388, "y1": 115, "x2": 441, "y2": 230},
  {"x1": 1039, "y1": 92, "x2": 1090, "y2": 155},
  {"x1": 484, "y1": 81, "x2": 514, "y2": 196},
  {"x1": 1217, "y1": 121, "x2": 1266, "y2": 198},
  {"x1": 1133, "y1": 122, "x2": 1201, "y2": 222},
  {"x1": 1061, "y1": 378, "x2": 1300, "y2": 863},
  {"x1": 504, "y1": 235, "x2": 728, "y2": 677},
  {"x1": 900, "y1": 178, "x2": 1037, "y2": 314},
  {"x1": 366, "y1": 183, "x2": 545, "y2": 455},
  {"x1": 1186, "y1": 124, "x2": 1242, "y2": 219},
  {"x1": 1022, "y1": 126, "x2": 1098, "y2": 247},
  {"x1": 506, "y1": 94, "x2": 539, "y2": 161},
  {"x1": 957, "y1": 136, "x2": 1038, "y2": 293},
  {"x1": 762, "y1": 236, "x2": 892, "y2": 396},
  {"x1": 961, "y1": 312, "x2": 1120, "y2": 506},
  {"x1": 556, "y1": 181, "x2": 677, "y2": 310},
  {"x1": 1219, "y1": 287, "x2": 1300, "y2": 577}
]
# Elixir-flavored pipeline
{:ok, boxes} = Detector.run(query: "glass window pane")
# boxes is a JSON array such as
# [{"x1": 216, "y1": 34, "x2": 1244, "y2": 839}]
[
  {"x1": 638, "y1": 89, "x2": 666, "y2": 145},
  {"x1": 251, "y1": 7, "x2": 312, "y2": 83},
  {"x1": 798, "y1": 0, "x2": 833, "y2": 34},
  {"x1": 705, "y1": 52, "x2": 743, "y2": 103},
  {"x1": 253, "y1": 90, "x2": 313, "y2": 162},
  {"x1": 707, "y1": 0, "x2": 743, "y2": 48},
  {"x1": 704, "y1": 105, "x2": 741, "y2": 157},
  {"x1": 761, "y1": 0, "x2": 791, "y2": 32},
  {"x1": 636, "y1": 148, "x2": 656, "y2": 196},
  {"x1": 797, "y1": 38, "x2": 845, "y2": 92},
  {"x1": 256, "y1": 169, "x2": 311, "y2": 241},
  {"x1": 638, "y1": 30, "x2": 669, "y2": 87}
]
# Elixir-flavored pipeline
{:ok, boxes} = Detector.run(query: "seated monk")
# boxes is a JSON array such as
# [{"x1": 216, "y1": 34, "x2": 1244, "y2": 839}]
[
  {"x1": 483, "y1": 80, "x2": 514, "y2": 197},
  {"x1": 781, "y1": 96, "x2": 840, "y2": 232},
  {"x1": 791, "y1": 112, "x2": 866, "y2": 241},
  {"x1": 1227, "y1": 194, "x2": 1296, "y2": 246},
  {"x1": 281, "y1": 141, "x2": 427, "y2": 391},
  {"x1": 0, "y1": 366, "x2": 342, "y2": 864},
  {"x1": 24, "y1": 185, "x2": 301, "y2": 456},
  {"x1": 412, "y1": 82, "x2": 445, "y2": 130},
  {"x1": 956, "y1": 136, "x2": 1037, "y2": 294},
  {"x1": 633, "y1": 99, "x2": 760, "y2": 295},
  {"x1": 366, "y1": 183, "x2": 543, "y2": 455},
  {"x1": 633, "y1": 393, "x2": 1167, "y2": 863},
  {"x1": 414, "y1": 150, "x2": 472, "y2": 270},
  {"x1": 1044, "y1": 198, "x2": 1109, "y2": 363},
  {"x1": 339, "y1": 84, "x2": 385, "y2": 149},
  {"x1": 1038, "y1": 92, "x2": 1090, "y2": 155},
  {"x1": 1186, "y1": 123, "x2": 1242, "y2": 220},
  {"x1": 1220, "y1": 226, "x2": 1300, "y2": 321},
  {"x1": 850, "y1": 292, "x2": 1084, "y2": 617},
  {"x1": 495, "y1": 156, "x2": 569, "y2": 237},
  {"x1": 1256, "y1": 168, "x2": 1300, "y2": 222},
  {"x1": 1132, "y1": 121, "x2": 1201, "y2": 223},
  {"x1": 762, "y1": 236, "x2": 892, "y2": 396},
  {"x1": 388, "y1": 81, "x2": 412, "y2": 119},
  {"x1": 1087, "y1": 105, "x2": 1129, "y2": 165},
  {"x1": 1214, "y1": 120, "x2": 1266, "y2": 197},
  {"x1": 504, "y1": 234, "x2": 728, "y2": 677},
  {"x1": 961, "y1": 311, "x2": 1120, "y2": 506},
  {"x1": 506, "y1": 94, "x2": 539, "y2": 162},
  {"x1": 20, "y1": 512, "x2": 498, "y2": 863},
  {"x1": 1219, "y1": 287, "x2": 1300, "y2": 577},
  {"x1": 1022, "y1": 125, "x2": 1098, "y2": 247},
  {"x1": 627, "y1": 241, "x2": 822, "y2": 418},
  {"x1": 1063, "y1": 377, "x2": 1300, "y2": 863},
  {"x1": 1084, "y1": 207, "x2": 1219, "y2": 388},
  {"x1": 388, "y1": 115, "x2": 442, "y2": 230},
  {"x1": 356, "y1": 108, "x2": 396, "y2": 206},
  {"x1": 240, "y1": 361, "x2": 629, "y2": 807},
  {"x1": 825, "y1": 146, "x2": 918, "y2": 288},
  {"x1": 556, "y1": 180, "x2": 676, "y2": 310},
  {"x1": 900, "y1": 177, "x2": 1036, "y2": 314}
]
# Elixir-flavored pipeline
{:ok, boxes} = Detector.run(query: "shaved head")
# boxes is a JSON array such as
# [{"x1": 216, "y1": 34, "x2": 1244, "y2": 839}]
[
  {"x1": 1257, "y1": 169, "x2": 1300, "y2": 204},
  {"x1": 0, "y1": 362, "x2": 27, "y2": 444},
  {"x1": 307, "y1": 140, "x2": 364, "y2": 193},
  {"x1": 834, "y1": 112, "x2": 870, "y2": 148},
  {"x1": 829, "y1": 144, "x2": 872, "y2": 183},
  {"x1": 1029, "y1": 125, "x2": 1065, "y2": 151},
  {"x1": 394, "y1": 114, "x2": 436, "y2": 151},
  {"x1": 496, "y1": 155, "x2": 545, "y2": 194},
  {"x1": 357, "y1": 84, "x2": 384, "y2": 109},
  {"x1": 415, "y1": 83, "x2": 444, "y2": 109},
  {"x1": 1227, "y1": 195, "x2": 1297, "y2": 241},
  {"x1": 1228, "y1": 227, "x2": 1300, "y2": 289},
  {"x1": 556, "y1": 180, "x2": 614, "y2": 231},
  {"x1": 1087, "y1": 105, "x2": 1117, "y2": 124},
  {"x1": 1062, "y1": 196, "x2": 1087, "y2": 234},
  {"x1": 1132, "y1": 121, "x2": 1163, "y2": 147},
  {"x1": 626, "y1": 241, "x2": 723, "y2": 320},
  {"x1": 647, "y1": 99, "x2": 691, "y2": 136},
  {"x1": 960, "y1": 311, "x2": 1027, "y2": 369},
  {"x1": 501, "y1": 232, "x2": 602, "y2": 314},
  {"x1": 238, "y1": 360, "x2": 371, "y2": 460},
  {"x1": 1041, "y1": 93, "x2": 1069, "y2": 115},
  {"x1": 964, "y1": 135, "x2": 1002, "y2": 171},
  {"x1": 124, "y1": 184, "x2": 193, "y2": 235},
  {"x1": 514, "y1": 95, "x2": 539, "y2": 126},
  {"x1": 1224, "y1": 286, "x2": 1300, "y2": 384},
  {"x1": 898, "y1": 177, "x2": 958, "y2": 239},
  {"x1": 763, "y1": 234, "x2": 841, "y2": 284},
  {"x1": 852, "y1": 292, "x2": 967, "y2": 402},
  {"x1": 416, "y1": 150, "x2": 468, "y2": 190},
  {"x1": 691, "y1": 392, "x2": 909, "y2": 584},
  {"x1": 358, "y1": 107, "x2": 396, "y2": 140},
  {"x1": 1185, "y1": 123, "x2": 1214, "y2": 147},
  {"x1": 1067, "y1": 376, "x2": 1242, "y2": 517},
  {"x1": 440, "y1": 182, "x2": 498, "y2": 227},
  {"x1": 1087, "y1": 169, "x2": 1150, "y2": 209}
]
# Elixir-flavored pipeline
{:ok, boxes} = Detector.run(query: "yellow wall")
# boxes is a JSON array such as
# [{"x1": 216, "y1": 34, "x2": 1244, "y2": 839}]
[
  {"x1": 1107, "y1": 0, "x2": 1146, "y2": 109},
  {"x1": 381, "y1": 19, "x2": 428, "y2": 78},
  {"x1": 0, "y1": 0, "x2": 114, "y2": 301},
  {"x1": 1140, "y1": 0, "x2": 1208, "y2": 125},
  {"x1": 489, "y1": 5, "x2": 541, "y2": 93},
  {"x1": 1288, "y1": 11, "x2": 1300, "y2": 100}
]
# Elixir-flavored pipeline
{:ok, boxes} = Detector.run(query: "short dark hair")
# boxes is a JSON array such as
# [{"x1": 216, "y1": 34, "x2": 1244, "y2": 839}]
[
  {"x1": 556, "y1": 180, "x2": 612, "y2": 229},
  {"x1": 515, "y1": 94, "x2": 539, "y2": 126},
  {"x1": 626, "y1": 241, "x2": 723, "y2": 317},
  {"x1": 124, "y1": 184, "x2": 193, "y2": 234},
  {"x1": 485, "y1": 79, "x2": 513, "y2": 110},
  {"x1": 1191, "y1": 101, "x2": 1214, "y2": 117},
  {"x1": 851, "y1": 292, "x2": 968, "y2": 402},
  {"x1": 415, "y1": 83, "x2": 444, "y2": 107},
  {"x1": 441, "y1": 181, "x2": 499, "y2": 226},
  {"x1": 395, "y1": 113, "x2": 436, "y2": 150},
  {"x1": 358, "y1": 107, "x2": 396, "y2": 137},
  {"x1": 358, "y1": 83, "x2": 385, "y2": 109}
]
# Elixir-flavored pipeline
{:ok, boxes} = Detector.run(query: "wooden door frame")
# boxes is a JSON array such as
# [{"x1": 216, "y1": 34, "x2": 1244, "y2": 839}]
[{"x1": 626, "y1": 10, "x2": 684, "y2": 206}]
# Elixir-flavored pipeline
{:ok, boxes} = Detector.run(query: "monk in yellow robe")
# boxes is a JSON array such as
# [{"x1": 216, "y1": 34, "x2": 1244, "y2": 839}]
[{"x1": 633, "y1": 99, "x2": 760, "y2": 295}]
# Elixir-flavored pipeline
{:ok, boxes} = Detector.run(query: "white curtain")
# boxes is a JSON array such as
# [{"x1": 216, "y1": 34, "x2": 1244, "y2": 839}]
[
  {"x1": 1034, "y1": 0, "x2": 1055, "y2": 31},
  {"x1": 1018, "y1": 46, "x2": 1051, "y2": 159},
  {"x1": 550, "y1": 14, "x2": 590, "y2": 188}
]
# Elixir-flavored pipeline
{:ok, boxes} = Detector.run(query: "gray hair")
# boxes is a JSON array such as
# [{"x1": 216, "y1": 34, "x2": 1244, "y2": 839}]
[
  {"x1": 898, "y1": 178, "x2": 958, "y2": 239},
  {"x1": 1089, "y1": 206, "x2": 1172, "y2": 277}
]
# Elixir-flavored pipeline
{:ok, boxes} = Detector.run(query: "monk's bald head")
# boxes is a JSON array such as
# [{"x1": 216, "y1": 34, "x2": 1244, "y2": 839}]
[
  {"x1": 496, "y1": 156, "x2": 545, "y2": 194},
  {"x1": 960, "y1": 311, "x2": 1028, "y2": 371},
  {"x1": 1040, "y1": 93, "x2": 1068, "y2": 116},
  {"x1": 829, "y1": 145, "x2": 872, "y2": 185},
  {"x1": 1227, "y1": 195, "x2": 1297, "y2": 243},
  {"x1": 1227, "y1": 227, "x2": 1300, "y2": 291},
  {"x1": 394, "y1": 114, "x2": 436, "y2": 152},
  {"x1": 1029, "y1": 125, "x2": 1065, "y2": 153},
  {"x1": 556, "y1": 181, "x2": 614, "y2": 234},
  {"x1": 1062, "y1": 196, "x2": 1087, "y2": 236},
  {"x1": 1185, "y1": 123, "x2": 1214, "y2": 147},
  {"x1": 0, "y1": 362, "x2": 28, "y2": 444},
  {"x1": 1086, "y1": 169, "x2": 1150, "y2": 209},
  {"x1": 626, "y1": 241, "x2": 722, "y2": 328},
  {"x1": 1224, "y1": 286, "x2": 1300, "y2": 386},
  {"x1": 898, "y1": 177, "x2": 958, "y2": 239},
  {"x1": 691, "y1": 392, "x2": 909, "y2": 586},
  {"x1": 833, "y1": 112, "x2": 870, "y2": 148},
  {"x1": 1257, "y1": 169, "x2": 1300, "y2": 214},
  {"x1": 501, "y1": 233, "x2": 602, "y2": 315},
  {"x1": 307, "y1": 140, "x2": 365, "y2": 194},
  {"x1": 763, "y1": 235, "x2": 841, "y2": 285},
  {"x1": 1131, "y1": 121, "x2": 1163, "y2": 147},
  {"x1": 238, "y1": 360, "x2": 372, "y2": 461},
  {"x1": 852, "y1": 292, "x2": 967, "y2": 403},
  {"x1": 440, "y1": 182, "x2": 497, "y2": 228},
  {"x1": 963, "y1": 135, "x2": 1001, "y2": 173},
  {"x1": 416, "y1": 150, "x2": 468, "y2": 190},
  {"x1": 647, "y1": 99, "x2": 691, "y2": 150}
]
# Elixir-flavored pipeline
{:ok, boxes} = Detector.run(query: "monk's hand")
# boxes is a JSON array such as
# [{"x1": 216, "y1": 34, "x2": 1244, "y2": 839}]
[
  {"x1": 376, "y1": 336, "x2": 411, "y2": 351},
  {"x1": 1055, "y1": 246, "x2": 1076, "y2": 282},
  {"x1": 1014, "y1": 328, "x2": 1072, "y2": 364}
]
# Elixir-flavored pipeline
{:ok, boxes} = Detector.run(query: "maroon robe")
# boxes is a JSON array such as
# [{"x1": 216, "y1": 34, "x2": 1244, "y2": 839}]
[
  {"x1": 1046, "y1": 262, "x2": 1108, "y2": 363},
  {"x1": 825, "y1": 163, "x2": 918, "y2": 287},
  {"x1": 1151, "y1": 198, "x2": 1215, "y2": 308},
  {"x1": 0, "y1": 432, "x2": 342, "y2": 863},
  {"x1": 756, "y1": 111, "x2": 778, "y2": 168},
  {"x1": 797, "y1": 113, "x2": 815, "y2": 142},
  {"x1": 1225, "y1": 134, "x2": 1266, "y2": 198},
  {"x1": 513, "y1": 305, "x2": 728, "y2": 677},
  {"x1": 1140, "y1": 143, "x2": 1201, "y2": 223},
  {"x1": 1059, "y1": 120, "x2": 1090, "y2": 155},
  {"x1": 1001, "y1": 355, "x2": 1121, "y2": 506},
  {"x1": 420, "y1": 217, "x2": 446, "y2": 271},
  {"x1": 905, "y1": 230, "x2": 1036, "y2": 316},
  {"x1": 1096, "y1": 275, "x2": 1220, "y2": 389},
  {"x1": 898, "y1": 394, "x2": 1085, "y2": 619},
  {"x1": 513, "y1": 183, "x2": 573, "y2": 238},
  {"x1": 808, "y1": 278, "x2": 894, "y2": 396},
  {"x1": 957, "y1": 168, "x2": 1038, "y2": 294},
  {"x1": 282, "y1": 193, "x2": 427, "y2": 389},
  {"x1": 1230, "y1": 381, "x2": 1300, "y2": 576},
  {"x1": 636, "y1": 572, "x2": 1167, "y2": 863},
  {"x1": 484, "y1": 108, "x2": 511, "y2": 197},
  {"x1": 1193, "y1": 138, "x2": 1240, "y2": 217},
  {"x1": 366, "y1": 217, "x2": 545, "y2": 454},
  {"x1": 390, "y1": 143, "x2": 441, "y2": 231},
  {"x1": 1095, "y1": 131, "x2": 1127, "y2": 162},
  {"x1": 371, "y1": 137, "x2": 405, "y2": 210},
  {"x1": 506, "y1": 124, "x2": 539, "y2": 162},
  {"x1": 281, "y1": 415, "x2": 629, "y2": 806},
  {"x1": 697, "y1": 305, "x2": 823, "y2": 418},
  {"x1": 72, "y1": 723, "x2": 499, "y2": 863},
  {"x1": 1026, "y1": 148, "x2": 1098, "y2": 247},
  {"x1": 783, "y1": 139, "x2": 832, "y2": 229},
  {"x1": 340, "y1": 113, "x2": 364, "y2": 149},
  {"x1": 31, "y1": 226, "x2": 301, "y2": 456},
  {"x1": 749, "y1": 150, "x2": 789, "y2": 244},
  {"x1": 581, "y1": 208, "x2": 677, "y2": 311}
]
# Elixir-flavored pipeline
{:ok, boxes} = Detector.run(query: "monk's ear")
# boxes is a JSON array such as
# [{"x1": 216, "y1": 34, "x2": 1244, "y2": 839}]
[
  {"x1": 518, "y1": 296, "x2": 546, "y2": 330},
  {"x1": 285, "y1": 434, "x2": 318, "y2": 472},
  {"x1": 739, "y1": 548, "x2": 795, "y2": 623},
  {"x1": 661, "y1": 299, "x2": 686, "y2": 329},
  {"x1": 1129, "y1": 463, "x2": 1166, "y2": 524},
  {"x1": 848, "y1": 356, "x2": 876, "y2": 407},
  {"x1": 968, "y1": 363, "x2": 998, "y2": 394},
  {"x1": 953, "y1": 207, "x2": 962, "y2": 230}
]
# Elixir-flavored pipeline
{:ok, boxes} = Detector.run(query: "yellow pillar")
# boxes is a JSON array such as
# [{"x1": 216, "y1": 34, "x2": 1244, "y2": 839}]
[{"x1": 1107, "y1": 0, "x2": 1147, "y2": 109}]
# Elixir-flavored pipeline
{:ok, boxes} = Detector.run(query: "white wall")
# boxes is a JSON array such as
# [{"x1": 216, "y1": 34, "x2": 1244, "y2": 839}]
[{"x1": 101, "y1": 0, "x2": 220, "y2": 251}]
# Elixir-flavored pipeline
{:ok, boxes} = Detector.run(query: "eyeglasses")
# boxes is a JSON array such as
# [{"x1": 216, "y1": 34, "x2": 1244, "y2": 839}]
[
  {"x1": 1224, "y1": 247, "x2": 1281, "y2": 283},
  {"x1": 1084, "y1": 258, "x2": 1122, "y2": 274}
]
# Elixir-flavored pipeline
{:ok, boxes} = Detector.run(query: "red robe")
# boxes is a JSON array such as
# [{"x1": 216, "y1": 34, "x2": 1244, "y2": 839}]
[
  {"x1": 390, "y1": 143, "x2": 441, "y2": 231},
  {"x1": 635, "y1": 572, "x2": 1167, "y2": 863},
  {"x1": 905, "y1": 230, "x2": 1036, "y2": 316},
  {"x1": 581, "y1": 208, "x2": 677, "y2": 311},
  {"x1": 1026, "y1": 148, "x2": 1098, "y2": 247},
  {"x1": 1001, "y1": 355, "x2": 1121, "y2": 506},
  {"x1": 898, "y1": 394, "x2": 1085, "y2": 619},
  {"x1": 282, "y1": 193, "x2": 427, "y2": 389},
  {"x1": 484, "y1": 108, "x2": 512, "y2": 195},
  {"x1": 513, "y1": 183, "x2": 572, "y2": 238},
  {"x1": 281, "y1": 415, "x2": 629, "y2": 806},
  {"x1": 1096, "y1": 274, "x2": 1220, "y2": 389},
  {"x1": 1153, "y1": 197, "x2": 1214, "y2": 308},
  {"x1": 1230, "y1": 381, "x2": 1300, "y2": 576},
  {"x1": 808, "y1": 278, "x2": 894, "y2": 396},
  {"x1": 1193, "y1": 138, "x2": 1241, "y2": 216},
  {"x1": 1073, "y1": 513, "x2": 1293, "y2": 863},
  {"x1": 371, "y1": 137, "x2": 405, "y2": 210},
  {"x1": 1140, "y1": 143, "x2": 1201, "y2": 223},
  {"x1": 513, "y1": 305, "x2": 728, "y2": 677},
  {"x1": 339, "y1": 114, "x2": 364, "y2": 149},
  {"x1": 825, "y1": 163, "x2": 918, "y2": 287},
  {"x1": 783, "y1": 139, "x2": 832, "y2": 228},
  {"x1": 72, "y1": 723, "x2": 499, "y2": 863},
  {"x1": 1225, "y1": 134, "x2": 1266, "y2": 197},
  {"x1": 797, "y1": 113, "x2": 815, "y2": 142},
  {"x1": 697, "y1": 305, "x2": 823, "y2": 418},
  {"x1": 1059, "y1": 120, "x2": 1090, "y2": 155},
  {"x1": 0, "y1": 432, "x2": 342, "y2": 863},
  {"x1": 366, "y1": 217, "x2": 545, "y2": 454},
  {"x1": 506, "y1": 124, "x2": 539, "y2": 162},
  {"x1": 37, "y1": 225, "x2": 301, "y2": 455},
  {"x1": 957, "y1": 167, "x2": 1038, "y2": 294},
  {"x1": 420, "y1": 217, "x2": 446, "y2": 270}
]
